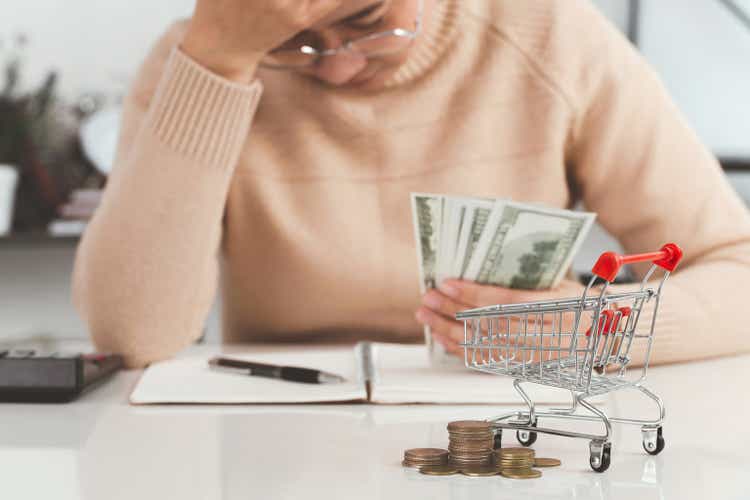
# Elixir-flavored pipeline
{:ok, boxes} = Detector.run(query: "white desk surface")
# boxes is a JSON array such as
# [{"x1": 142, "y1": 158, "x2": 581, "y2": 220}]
[{"x1": 1, "y1": 348, "x2": 748, "y2": 500}]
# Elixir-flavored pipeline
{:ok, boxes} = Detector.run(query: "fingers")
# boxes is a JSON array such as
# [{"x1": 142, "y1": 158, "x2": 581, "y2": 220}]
[
  {"x1": 421, "y1": 289, "x2": 472, "y2": 320},
  {"x1": 439, "y1": 278, "x2": 588, "y2": 308},
  {"x1": 416, "y1": 307, "x2": 464, "y2": 343},
  {"x1": 434, "y1": 333, "x2": 464, "y2": 357},
  {"x1": 438, "y1": 280, "x2": 518, "y2": 308}
]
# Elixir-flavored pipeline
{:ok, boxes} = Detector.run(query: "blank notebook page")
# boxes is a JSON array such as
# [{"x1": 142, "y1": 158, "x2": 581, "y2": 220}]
[
  {"x1": 368, "y1": 343, "x2": 573, "y2": 404},
  {"x1": 130, "y1": 345, "x2": 366, "y2": 405}
]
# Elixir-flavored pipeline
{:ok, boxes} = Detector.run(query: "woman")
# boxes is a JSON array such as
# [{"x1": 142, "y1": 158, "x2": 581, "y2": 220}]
[{"x1": 73, "y1": 0, "x2": 750, "y2": 368}]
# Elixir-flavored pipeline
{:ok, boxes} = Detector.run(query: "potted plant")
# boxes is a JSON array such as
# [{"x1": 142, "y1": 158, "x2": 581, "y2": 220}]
[{"x1": 0, "y1": 34, "x2": 101, "y2": 235}]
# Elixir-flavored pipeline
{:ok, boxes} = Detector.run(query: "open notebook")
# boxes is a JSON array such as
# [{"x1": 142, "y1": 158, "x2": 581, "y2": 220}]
[{"x1": 130, "y1": 343, "x2": 574, "y2": 405}]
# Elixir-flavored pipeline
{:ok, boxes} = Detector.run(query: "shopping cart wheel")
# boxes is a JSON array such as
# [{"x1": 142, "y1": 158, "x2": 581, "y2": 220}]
[
  {"x1": 516, "y1": 423, "x2": 537, "y2": 447},
  {"x1": 589, "y1": 442, "x2": 611, "y2": 473},
  {"x1": 642, "y1": 426, "x2": 665, "y2": 455},
  {"x1": 493, "y1": 430, "x2": 503, "y2": 450}
]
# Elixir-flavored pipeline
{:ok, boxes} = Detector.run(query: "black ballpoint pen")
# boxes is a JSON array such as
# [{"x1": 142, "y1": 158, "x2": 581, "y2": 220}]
[{"x1": 208, "y1": 356, "x2": 347, "y2": 384}]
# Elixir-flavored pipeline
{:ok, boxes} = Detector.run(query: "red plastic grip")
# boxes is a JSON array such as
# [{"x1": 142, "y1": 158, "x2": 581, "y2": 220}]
[
  {"x1": 585, "y1": 307, "x2": 631, "y2": 337},
  {"x1": 586, "y1": 310, "x2": 614, "y2": 337},
  {"x1": 591, "y1": 243, "x2": 683, "y2": 282}
]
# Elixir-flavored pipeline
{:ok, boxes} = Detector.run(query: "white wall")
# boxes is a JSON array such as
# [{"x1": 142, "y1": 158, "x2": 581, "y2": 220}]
[
  {"x1": 639, "y1": 1, "x2": 750, "y2": 158},
  {"x1": 592, "y1": 0, "x2": 630, "y2": 32},
  {"x1": 3, "y1": 0, "x2": 194, "y2": 100},
  {"x1": 0, "y1": 1, "x2": 748, "y2": 343}
]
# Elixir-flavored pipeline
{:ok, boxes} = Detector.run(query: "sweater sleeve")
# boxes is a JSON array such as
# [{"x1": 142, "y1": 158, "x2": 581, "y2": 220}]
[
  {"x1": 72, "y1": 22, "x2": 263, "y2": 368},
  {"x1": 561, "y1": 3, "x2": 750, "y2": 364}
]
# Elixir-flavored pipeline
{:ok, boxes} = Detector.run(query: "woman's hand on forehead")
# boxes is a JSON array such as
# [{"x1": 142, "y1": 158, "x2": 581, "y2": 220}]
[
  {"x1": 181, "y1": 0, "x2": 348, "y2": 82},
  {"x1": 311, "y1": 0, "x2": 389, "y2": 29}
]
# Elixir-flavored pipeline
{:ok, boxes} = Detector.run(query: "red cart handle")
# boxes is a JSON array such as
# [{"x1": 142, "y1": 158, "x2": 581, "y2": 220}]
[
  {"x1": 591, "y1": 243, "x2": 683, "y2": 283},
  {"x1": 586, "y1": 307, "x2": 631, "y2": 337}
]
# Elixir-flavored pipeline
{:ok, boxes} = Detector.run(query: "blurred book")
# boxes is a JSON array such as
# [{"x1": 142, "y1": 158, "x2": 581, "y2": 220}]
[
  {"x1": 48, "y1": 219, "x2": 87, "y2": 237},
  {"x1": 47, "y1": 188, "x2": 101, "y2": 236}
]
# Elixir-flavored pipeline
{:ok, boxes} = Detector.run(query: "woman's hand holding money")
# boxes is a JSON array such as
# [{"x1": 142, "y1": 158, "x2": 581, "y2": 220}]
[{"x1": 415, "y1": 278, "x2": 588, "y2": 357}]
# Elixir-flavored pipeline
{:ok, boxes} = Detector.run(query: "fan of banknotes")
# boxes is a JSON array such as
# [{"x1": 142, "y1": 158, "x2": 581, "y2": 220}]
[{"x1": 411, "y1": 193, "x2": 596, "y2": 295}]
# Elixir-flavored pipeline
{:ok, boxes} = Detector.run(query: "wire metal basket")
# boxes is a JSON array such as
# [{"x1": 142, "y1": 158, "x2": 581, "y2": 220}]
[{"x1": 457, "y1": 243, "x2": 683, "y2": 472}]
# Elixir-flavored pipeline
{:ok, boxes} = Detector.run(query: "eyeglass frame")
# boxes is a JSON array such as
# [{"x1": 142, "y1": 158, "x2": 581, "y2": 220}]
[{"x1": 261, "y1": 0, "x2": 425, "y2": 70}]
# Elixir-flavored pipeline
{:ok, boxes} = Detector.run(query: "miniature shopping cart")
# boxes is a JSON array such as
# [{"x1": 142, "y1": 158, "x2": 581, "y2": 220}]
[{"x1": 456, "y1": 243, "x2": 683, "y2": 472}]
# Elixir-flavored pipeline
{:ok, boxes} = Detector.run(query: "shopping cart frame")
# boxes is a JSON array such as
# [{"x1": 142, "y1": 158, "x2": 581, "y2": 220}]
[{"x1": 456, "y1": 243, "x2": 683, "y2": 472}]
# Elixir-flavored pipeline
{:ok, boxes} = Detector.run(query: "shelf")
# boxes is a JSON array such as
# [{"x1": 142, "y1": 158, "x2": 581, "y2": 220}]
[
  {"x1": 721, "y1": 158, "x2": 750, "y2": 172},
  {"x1": 0, "y1": 232, "x2": 80, "y2": 248}
]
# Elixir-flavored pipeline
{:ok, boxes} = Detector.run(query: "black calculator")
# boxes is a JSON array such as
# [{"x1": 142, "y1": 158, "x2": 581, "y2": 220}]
[{"x1": 0, "y1": 349, "x2": 123, "y2": 403}]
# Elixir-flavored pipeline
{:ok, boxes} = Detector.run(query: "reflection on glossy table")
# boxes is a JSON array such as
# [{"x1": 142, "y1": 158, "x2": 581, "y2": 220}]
[{"x1": 1, "y1": 351, "x2": 748, "y2": 500}]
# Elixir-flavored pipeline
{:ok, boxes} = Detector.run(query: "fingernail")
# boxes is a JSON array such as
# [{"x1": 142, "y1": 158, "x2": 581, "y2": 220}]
[
  {"x1": 439, "y1": 281, "x2": 461, "y2": 299},
  {"x1": 422, "y1": 292, "x2": 442, "y2": 309}
]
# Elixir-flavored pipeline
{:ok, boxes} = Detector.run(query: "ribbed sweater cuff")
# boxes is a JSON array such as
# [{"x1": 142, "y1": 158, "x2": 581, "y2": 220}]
[{"x1": 144, "y1": 47, "x2": 263, "y2": 172}]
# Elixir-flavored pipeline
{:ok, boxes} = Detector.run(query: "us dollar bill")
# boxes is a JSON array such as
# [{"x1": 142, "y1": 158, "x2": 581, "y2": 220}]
[
  {"x1": 411, "y1": 193, "x2": 443, "y2": 292},
  {"x1": 464, "y1": 201, "x2": 595, "y2": 289},
  {"x1": 436, "y1": 198, "x2": 469, "y2": 285},
  {"x1": 452, "y1": 200, "x2": 494, "y2": 279},
  {"x1": 411, "y1": 193, "x2": 445, "y2": 353}
]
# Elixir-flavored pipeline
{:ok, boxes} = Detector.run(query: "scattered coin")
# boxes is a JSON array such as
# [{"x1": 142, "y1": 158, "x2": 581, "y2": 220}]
[
  {"x1": 534, "y1": 457, "x2": 561, "y2": 468},
  {"x1": 460, "y1": 466, "x2": 499, "y2": 477},
  {"x1": 404, "y1": 448, "x2": 449, "y2": 460},
  {"x1": 402, "y1": 448, "x2": 449, "y2": 468},
  {"x1": 500, "y1": 468, "x2": 543, "y2": 479},
  {"x1": 495, "y1": 447, "x2": 536, "y2": 471},
  {"x1": 496, "y1": 447, "x2": 535, "y2": 457},
  {"x1": 419, "y1": 465, "x2": 460, "y2": 476}
]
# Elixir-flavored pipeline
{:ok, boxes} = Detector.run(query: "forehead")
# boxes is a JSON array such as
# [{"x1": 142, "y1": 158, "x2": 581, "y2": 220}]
[{"x1": 312, "y1": 0, "x2": 387, "y2": 27}]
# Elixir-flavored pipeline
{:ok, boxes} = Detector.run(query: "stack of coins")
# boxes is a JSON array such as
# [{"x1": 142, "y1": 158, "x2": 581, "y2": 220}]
[
  {"x1": 402, "y1": 448, "x2": 449, "y2": 469},
  {"x1": 447, "y1": 421, "x2": 494, "y2": 469},
  {"x1": 494, "y1": 447, "x2": 542, "y2": 479}
]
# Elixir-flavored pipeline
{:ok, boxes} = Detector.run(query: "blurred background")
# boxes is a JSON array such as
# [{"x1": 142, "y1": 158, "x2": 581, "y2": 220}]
[{"x1": 1, "y1": 0, "x2": 748, "y2": 343}]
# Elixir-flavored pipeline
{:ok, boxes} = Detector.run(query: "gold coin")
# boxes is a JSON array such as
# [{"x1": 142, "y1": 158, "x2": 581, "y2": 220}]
[
  {"x1": 534, "y1": 457, "x2": 561, "y2": 468},
  {"x1": 450, "y1": 460, "x2": 493, "y2": 466},
  {"x1": 500, "y1": 468, "x2": 543, "y2": 479},
  {"x1": 460, "y1": 466, "x2": 499, "y2": 477},
  {"x1": 403, "y1": 460, "x2": 447, "y2": 468},
  {"x1": 447, "y1": 421, "x2": 492, "y2": 432},
  {"x1": 496, "y1": 447, "x2": 535, "y2": 456},
  {"x1": 404, "y1": 448, "x2": 449, "y2": 459},
  {"x1": 497, "y1": 458, "x2": 534, "y2": 463},
  {"x1": 420, "y1": 465, "x2": 460, "y2": 476}
]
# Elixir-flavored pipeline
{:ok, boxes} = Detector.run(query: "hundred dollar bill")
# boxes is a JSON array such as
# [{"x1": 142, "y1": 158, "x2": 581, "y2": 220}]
[
  {"x1": 411, "y1": 193, "x2": 443, "y2": 292},
  {"x1": 411, "y1": 193, "x2": 446, "y2": 354},
  {"x1": 451, "y1": 200, "x2": 494, "y2": 279},
  {"x1": 464, "y1": 201, "x2": 595, "y2": 289},
  {"x1": 436, "y1": 198, "x2": 470, "y2": 285}
]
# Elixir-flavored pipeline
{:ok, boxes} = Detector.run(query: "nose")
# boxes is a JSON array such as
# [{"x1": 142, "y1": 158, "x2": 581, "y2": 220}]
[{"x1": 312, "y1": 30, "x2": 369, "y2": 85}]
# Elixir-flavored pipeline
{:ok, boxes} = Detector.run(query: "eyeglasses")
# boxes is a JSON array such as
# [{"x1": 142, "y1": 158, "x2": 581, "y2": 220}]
[{"x1": 261, "y1": 0, "x2": 424, "y2": 70}]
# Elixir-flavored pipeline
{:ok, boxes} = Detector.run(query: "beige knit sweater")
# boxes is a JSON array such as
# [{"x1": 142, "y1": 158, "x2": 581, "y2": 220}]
[{"x1": 73, "y1": 0, "x2": 750, "y2": 368}]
